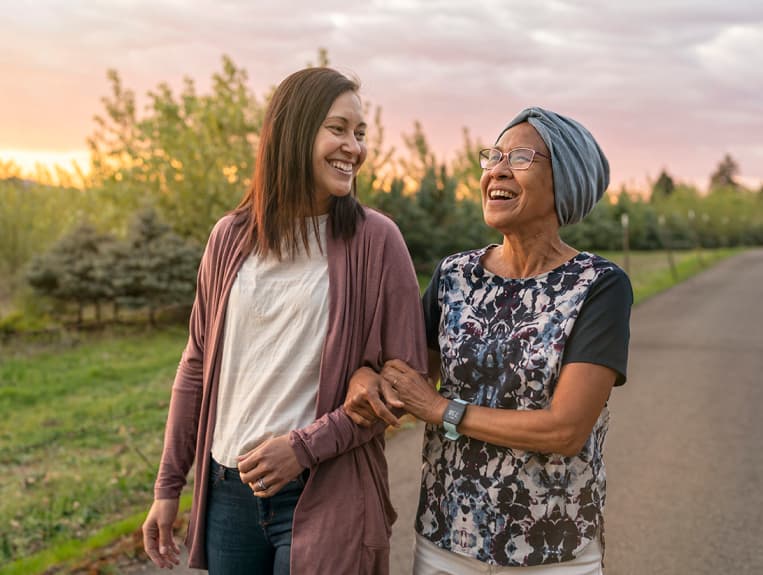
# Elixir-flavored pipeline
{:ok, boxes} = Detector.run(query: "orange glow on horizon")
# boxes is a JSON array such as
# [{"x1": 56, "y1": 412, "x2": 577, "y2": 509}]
[{"x1": 0, "y1": 148, "x2": 90, "y2": 184}]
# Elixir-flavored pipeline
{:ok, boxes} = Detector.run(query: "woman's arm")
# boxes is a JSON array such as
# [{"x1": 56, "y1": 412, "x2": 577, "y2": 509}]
[
  {"x1": 145, "y1": 220, "x2": 219, "y2": 566},
  {"x1": 384, "y1": 359, "x2": 615, "y2": 456},
  {"x1": 345, "y1": 255, "x2": 444, "y2": 428},
  {"x1": 238, "y1": 373, "x2": 393, "y2": 497},
  {"x1": 153, "y1": 244, "x2": 209, "y2": 499},
  {"x1": 344, "y1": 349, "x2": 441, "y2": 427},
  {"x1": 382, "y1": 265, "x2": 632, "y2": 456},
  {"x1": 288, "y1": 235, "x2": 428, "y2": 466},
  {"x1": 241, "y1": 214, "x2": 429, "y2": 487}
]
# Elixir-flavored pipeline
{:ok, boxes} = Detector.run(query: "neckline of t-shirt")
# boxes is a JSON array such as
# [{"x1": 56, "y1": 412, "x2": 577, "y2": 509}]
[
  {"x1": 301, "y1": 213, "x2": 329, "y2": 238},
  {"x1": 308, "y1": 213, "x2": 330, "y2": 225},
  {"x1": 304, "y1": 214, "x2": 329, "y2": 247},
  {"x1": 474, "y1": 245, "x2": 591, "y2": 282}
]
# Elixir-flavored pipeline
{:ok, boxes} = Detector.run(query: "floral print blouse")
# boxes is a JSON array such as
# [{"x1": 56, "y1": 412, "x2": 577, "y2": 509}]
[{"x1": 417, "y1": 248, "x2": 632, "y2": 567}]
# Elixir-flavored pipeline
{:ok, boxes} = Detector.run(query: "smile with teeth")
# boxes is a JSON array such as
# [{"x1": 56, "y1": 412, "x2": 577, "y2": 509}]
[
  {"x1": 329, "y1": 160, "x2": 353, "y2": 174},
  {"x1": 489, "y1": 189, "x2": 518, "y2": 200}
]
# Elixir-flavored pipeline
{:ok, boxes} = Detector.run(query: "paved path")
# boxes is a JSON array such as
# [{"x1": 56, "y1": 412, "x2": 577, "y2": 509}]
[
  {"x1": 603, "y1": 249, "x2": 763, "y2": 574},
  {"x1": 129, "y1": 250, "x2": 763, "y2": 574}
]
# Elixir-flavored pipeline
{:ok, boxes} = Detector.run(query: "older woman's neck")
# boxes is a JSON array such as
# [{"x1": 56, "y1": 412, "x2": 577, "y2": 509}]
[{"x1": 492, "y1": 231, "x2": 577, "y2": 279}]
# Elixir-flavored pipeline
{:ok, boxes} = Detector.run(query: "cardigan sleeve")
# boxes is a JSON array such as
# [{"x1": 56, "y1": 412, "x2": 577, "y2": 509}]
[
  {"x1": 153, "y1": 229, "x2": 212, "y2": 499},
  {"x1": 288, "y1": 215, "x2": 429, "y2": 468},
  {"x1": 288, "y1": 411, "x2": 388, "y2": 468}
]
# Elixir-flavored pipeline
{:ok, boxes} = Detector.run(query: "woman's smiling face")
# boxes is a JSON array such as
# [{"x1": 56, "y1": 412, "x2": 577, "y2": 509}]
[
  {"x1": 480, "y1": 122, "x2": 556, "y2": 233},
  {"x1": 311, "y1": 90, "x2": 367, "y2": 214}
]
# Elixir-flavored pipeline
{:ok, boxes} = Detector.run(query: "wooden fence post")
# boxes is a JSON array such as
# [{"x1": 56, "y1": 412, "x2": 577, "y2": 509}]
[
  {"x1": 658, "y1": 214, "x2": 678, "y2": 282},
  {"x1": 621, "y1": 213, "x2": 630, "y2": 275}
]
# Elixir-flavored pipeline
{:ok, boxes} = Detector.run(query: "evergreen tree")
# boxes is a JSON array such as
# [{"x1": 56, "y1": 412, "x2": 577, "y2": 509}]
[
  {"x1": 651, "y1": 169, "x2": 676, "y2": 200},
  {"x1": 450, "y1": 127, "x2": 486, "y2": 203},
  {"x1": 709, "y1": 154, "x2": 740, "y2": 190},
  {"x1": 356, "y1": 105, "x2": 395, "y2": 205},
  {"x1": 114, "y1": 208, "x2": 200, "y2": 325},
  {"x1": 26, "y1": 223, "x2": 115, "y2": 323}
]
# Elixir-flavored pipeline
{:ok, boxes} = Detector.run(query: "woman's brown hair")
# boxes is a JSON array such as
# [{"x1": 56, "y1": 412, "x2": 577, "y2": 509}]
[{"x1": 236, "y1": 67, "x2": 365, "y2": 259}]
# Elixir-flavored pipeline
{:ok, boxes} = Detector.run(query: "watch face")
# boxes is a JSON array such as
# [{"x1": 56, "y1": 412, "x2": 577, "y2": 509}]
[{"x1": 444, "y1": 400, "x2": 467, "y2": 425}]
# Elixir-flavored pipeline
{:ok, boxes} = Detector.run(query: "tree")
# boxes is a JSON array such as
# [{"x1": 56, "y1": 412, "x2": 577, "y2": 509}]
[
  {"x1": 27, "y1": 223, "x2": 115, "y2": 323},
  {"x1": 450, "y1": 127, "x2": 486, "y2": 203},
  {"x1": 356, "y1": 105, "x2": 396, "y2": 204},
  {"x1": 561, "y1": 199, "x2": 622, "y2": 251},
  {"x1": 399, "y1": 121, "x2": 436, "y2": 186},
  {"x1": 307, "y1": 47, "x2": 331, "y2": 68},
  {"x1": 0, "y1": 159, "x2": 22, "y2": 179},
  {"x1": 651, "y1": 169, "x2": 675, "y2": 200},
  {"x1": 113, "y1": 208, "x2": 200, "y2": 325},
  {"x1": 610, "y1": 192, "x2": 663, "y2": 250},
  {"x1": 709, "y1": 154, "x2": 740, "y2": 190},
  {"x1": 0, "y1": 179, "x2": 86, "y2": 289},
  {"x1": 87, "y1": 56, "x2": 265, "y2": 242},
  {"x1": 396, "y1": 124, "x2": 455, "y2": 271},
  {"x1": 86, "y1": 68, "x2": 144, "y2": 231}
]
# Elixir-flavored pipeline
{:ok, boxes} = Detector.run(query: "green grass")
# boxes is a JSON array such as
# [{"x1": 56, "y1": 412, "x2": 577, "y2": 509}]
[
  {"x1": 597, "y1": 248, "x2": 738, "y2": 304},
  {"x1": 0, "y1": 327, "x2": 188, "y2": 569},
  {"x1": 0, "y1": 248, "x2": 741, "y2": 573},
  {"x1": 0, "y1": 494, "x2": 192, "y2": 575}
]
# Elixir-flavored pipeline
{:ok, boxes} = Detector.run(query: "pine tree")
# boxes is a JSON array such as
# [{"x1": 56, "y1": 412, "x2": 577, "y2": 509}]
[
  {"x1": 26, "y1": 223, "x2": 115, "y2": 324},
  {"x1": 652, "y1": 169, "x2": 676, "y2": 200},
  {"x1": 709, "y1": 154, "x2": 740, "y2": 190},
  {"x1": 114, "y1": 208, "x2": 200, "y2": 325}
]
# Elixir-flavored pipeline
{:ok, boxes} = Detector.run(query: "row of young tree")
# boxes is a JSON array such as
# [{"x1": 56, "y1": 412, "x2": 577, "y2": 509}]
[
  {"x1": 25, "y1": 209, "x2": 198, "y2": 326},
  {"x1": 1, "y1": 53, "x2": 762, "y2": 326}
]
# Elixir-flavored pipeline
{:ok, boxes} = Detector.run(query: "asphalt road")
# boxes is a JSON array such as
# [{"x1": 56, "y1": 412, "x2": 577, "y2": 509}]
[
  {"x1": 129, "y1": 249, "x2": 763, "y2": 574},
  {"x1": 602, "y1": 249, "x2": 763, "y2": 574}
]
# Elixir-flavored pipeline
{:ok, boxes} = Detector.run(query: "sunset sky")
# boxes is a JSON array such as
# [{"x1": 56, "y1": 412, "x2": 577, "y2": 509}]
[{"x1": 1, "y1": 0, "x2": 761, "y2": 192}]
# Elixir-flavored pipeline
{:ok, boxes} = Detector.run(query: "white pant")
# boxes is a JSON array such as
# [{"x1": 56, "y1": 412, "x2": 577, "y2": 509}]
[{"x1": 413, "y1": 533, "x2": 604, "y2": 575}]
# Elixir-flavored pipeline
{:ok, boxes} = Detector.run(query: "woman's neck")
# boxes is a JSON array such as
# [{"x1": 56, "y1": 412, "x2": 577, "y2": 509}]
[{"x1": 485, "y1": 231, "x2": 578, "y2": 279}]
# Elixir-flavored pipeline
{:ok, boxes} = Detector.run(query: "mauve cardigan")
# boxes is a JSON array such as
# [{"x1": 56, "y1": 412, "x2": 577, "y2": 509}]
[{"x1": 153, "y1": 207, "x2": 428, "y2": 573}]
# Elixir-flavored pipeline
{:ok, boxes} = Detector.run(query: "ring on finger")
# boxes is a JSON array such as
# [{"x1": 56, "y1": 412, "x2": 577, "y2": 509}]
[{"x1": 257, "y1": 478, "x2": 267, "y2": 491}]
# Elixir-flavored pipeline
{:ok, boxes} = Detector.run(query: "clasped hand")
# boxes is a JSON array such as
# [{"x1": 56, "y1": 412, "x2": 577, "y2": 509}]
[{"x1": 343, "y1": 360, "x2": 446, "y2": 427}]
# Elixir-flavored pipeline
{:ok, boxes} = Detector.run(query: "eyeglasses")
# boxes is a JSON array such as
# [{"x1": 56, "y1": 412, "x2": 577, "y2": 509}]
[{"x1": 478, "y1": 147, "x2": 550, "y2": 170}]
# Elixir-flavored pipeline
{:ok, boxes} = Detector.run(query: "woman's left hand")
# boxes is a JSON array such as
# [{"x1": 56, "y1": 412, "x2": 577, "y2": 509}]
[
  {"x1": 237, "y1": 435, "x2": 305, "y2": 498},
  {"x1": 381, "y1": 359, "x2": 448, "y2": 425}
]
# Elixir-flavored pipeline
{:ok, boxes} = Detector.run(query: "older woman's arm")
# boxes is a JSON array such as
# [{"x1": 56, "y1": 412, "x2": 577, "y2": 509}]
[
  {"x1": 378, "y1": 263, "x2": 630, "y2": 456},
  {"x1": 383, "y1": 359, "x2": 615, "y2": 457}
]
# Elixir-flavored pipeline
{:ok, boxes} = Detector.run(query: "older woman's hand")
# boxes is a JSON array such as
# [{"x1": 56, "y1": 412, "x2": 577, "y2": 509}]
[
  {"x1": 343, "y1": 366, "x2": 403, "y2": 428},
  {"x1": 382, "y1": 359, "x2": 448, "y2": 425}
]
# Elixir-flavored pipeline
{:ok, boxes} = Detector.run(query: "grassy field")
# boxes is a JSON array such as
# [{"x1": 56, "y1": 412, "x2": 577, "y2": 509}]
[
  {"x1": 0, "y1": 248, "x2": 739, "y2": 573},
  {"x1": 0, "y1": 327, "x2": 189, "y2": 571}
]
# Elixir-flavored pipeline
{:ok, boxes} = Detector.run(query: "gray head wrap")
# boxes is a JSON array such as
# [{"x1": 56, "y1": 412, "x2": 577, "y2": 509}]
[{"x1": 497, "y1": 107, "x2": 609, "y2": 226}]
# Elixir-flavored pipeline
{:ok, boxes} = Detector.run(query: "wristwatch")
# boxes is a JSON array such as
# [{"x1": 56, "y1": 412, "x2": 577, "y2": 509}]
[{"x1": 442, "y1": 398, "x2": 468, "y2": 440}]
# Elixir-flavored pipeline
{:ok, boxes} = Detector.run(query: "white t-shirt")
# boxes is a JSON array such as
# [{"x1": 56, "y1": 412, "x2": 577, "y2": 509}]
[{"x1": 211, "y1": 216, "x2": 329, "y2": 467}]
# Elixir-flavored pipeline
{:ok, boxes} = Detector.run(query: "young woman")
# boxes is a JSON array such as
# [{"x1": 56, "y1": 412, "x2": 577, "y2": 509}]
[{"x1": 142, "y1": 67, "x2": 427, "y2": 575}]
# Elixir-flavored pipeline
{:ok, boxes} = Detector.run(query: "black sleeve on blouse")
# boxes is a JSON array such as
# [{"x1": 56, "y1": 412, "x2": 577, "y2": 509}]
[
  {"x1": 422, "y1": 259, "x2": 444, "y2": 351},
  {"x1": 561, "y1": 267, "x2": 633, "y2": 386}
]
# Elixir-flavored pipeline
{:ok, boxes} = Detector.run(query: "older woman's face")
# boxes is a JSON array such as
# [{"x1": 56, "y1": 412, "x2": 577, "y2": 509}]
[{"x1": 480, "y1": 122, "x2": 555, "y2": 233}]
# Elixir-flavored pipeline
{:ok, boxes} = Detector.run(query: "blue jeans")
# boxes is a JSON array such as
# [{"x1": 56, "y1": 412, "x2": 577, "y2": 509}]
[{"x1": 205, "y1": 458, "x2": 306, "y2": 575}]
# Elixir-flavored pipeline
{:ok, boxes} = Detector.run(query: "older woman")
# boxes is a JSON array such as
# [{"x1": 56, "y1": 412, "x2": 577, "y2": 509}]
[{"x1": 346, "y1": 107, "x2": 632, "y2": 574}]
